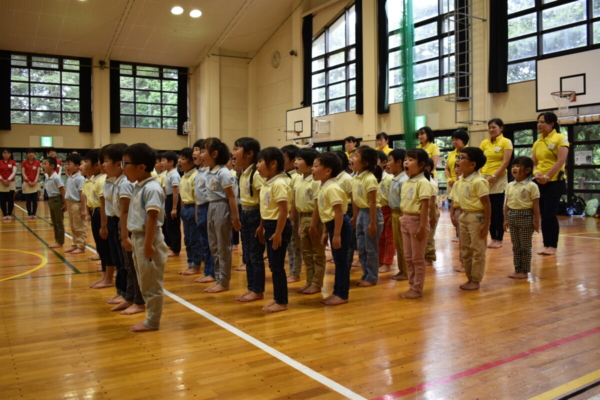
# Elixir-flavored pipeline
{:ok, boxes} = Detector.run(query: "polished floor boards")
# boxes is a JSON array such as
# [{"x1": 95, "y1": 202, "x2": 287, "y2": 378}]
[{"x1": 1, "y1": 201, "x2": 599, "y2": 399}]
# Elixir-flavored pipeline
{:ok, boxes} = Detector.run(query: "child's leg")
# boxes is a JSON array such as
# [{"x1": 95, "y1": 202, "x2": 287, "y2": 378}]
[
  {"x1": 32, "y1": 192, "x2": 38, "y2": 216},
  {"x1": 460, "y1": 211, "x2": 485, "y2": 289},
  {"x1": 454, "y1": 207, "x2": 463, "y2": 266},
  {"x1": 424, "y1": 208, "x2": 440, "y2": 263},
  {"x1": 325, "y1": 216, "x2": 353, "y2": 304},
  {"x1": 0, "y1": 192, "x2": 8, "y2": 216},
  {"x1": 263, "y1": 220, "x2": 292, "y2": 310},
  {"x1": 71, "y1": 202, "x2": 87, "y2": 251},
  {"x1": 508, "y1": 211, "x2": 522, "y2": 272},
  {"x1": 181, "y1": 206, "x2": 193, "y2": 267},
  {"x1": 356, "y1": 209, "x2": 368, "y2": 280},
  {"x1": 401, "y1": 214, "x2": 429, "y2": 297},
  {"x1": 391, "y1": 210, "x2": 407, "y2": 279},
  {"x1": 25, "y1": 193, "x2": 32, "y2": 215},
  {"x1": 117, "y1": 247, "x2": 145, "y2": 314},
  {"x1": 287, "y1": 214, "x2": 302, "y2": 279},
  {"x1": 205, "y1": 202, "x2": 232, "y2": 291},
  {"x1": 240, "y1": 209, "x2": 265, "y2": 300},
  {"x1": 67, "y1": 202, "x2": 77, "y2": 249},
  {"x1": 107, "y1": 217, "x2": 127, "y2": 297},
  {"x1": 459, "y1": 212, "x2": 473, "y2": 279},
  {"x1": 196, "y1": 204, "x2": 215, "y2": 281},
  {"x1": 360, "y1": 209, "x2": 383, "y2": 286},
  {"x1": 489, "y1": 193, "x2": 505, "y2": 243},
  {"x1": 400, "y1": 214, "x2": 415, "y2": 291},
  {"x1": 170, "y1": 196, "x2": 182, "y2": 254},
  {"x1": 181, "y1": 205, "x2": 201, "y2": 271},
  {"x1": 345, "y1": 206, "x2": 356, "y2": 266},
  {"x1": 300, "y1": 215, "x2": 326, "y2": 292},
  {"x1": 49, "y1": 197, "x2": 65, "y2": 245}
]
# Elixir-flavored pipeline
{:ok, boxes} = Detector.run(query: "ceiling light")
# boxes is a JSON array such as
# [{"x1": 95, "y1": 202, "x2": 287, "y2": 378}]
[
  {"x1": 171, "y1": 6, "x2": 184, "y2": 15},
  {"x1": 190, "y1": 9, "x2": 202, "y2": 18}
]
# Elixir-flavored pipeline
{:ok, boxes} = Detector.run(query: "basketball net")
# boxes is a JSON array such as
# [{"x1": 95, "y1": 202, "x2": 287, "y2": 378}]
[{"x1": 551, "y1": 91, "x2": 576, "y2": 117}]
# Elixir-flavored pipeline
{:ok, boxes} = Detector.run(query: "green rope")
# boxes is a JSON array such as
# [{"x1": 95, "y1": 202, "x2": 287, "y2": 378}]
[{"x1": 401, "y1": 0, "x2": 417, "y2": 150}]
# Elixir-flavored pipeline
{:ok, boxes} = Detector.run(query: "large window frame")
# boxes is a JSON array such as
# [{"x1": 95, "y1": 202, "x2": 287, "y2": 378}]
[
  {"x1": 507, "y1": 0, "x2": 600, "y2": 84},
  {"x1": 9, "y1": 53, "x2": 82, "y2": 126},
  {"x1": 311, "y1": 5, "x2": 357, "y2": 117}
]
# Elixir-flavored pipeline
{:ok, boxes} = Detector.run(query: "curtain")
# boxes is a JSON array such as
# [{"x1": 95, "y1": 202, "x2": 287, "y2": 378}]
[
  {"x1": 488, "y1": 0, "x2": 509, "y2": 93},
  {"x1": 0, "y1": 50, "x2": 10, "y2": 130},
  {"x1": 177, "y1": 67, "x2": 188, "y2": 135},
  {"x1": 401, "y1": 0, "x2": 417, "y2": 149},
  {"x1": 79, "y1": 57, "x2": 93, "y2": 133},
  {"x1": 355, "y1": 0, "x2": 364, "y2": 115},
  {"x1": 377, "y1": 0, "x2": 389, "y2": 114},
  {"x1": 109, "y1": 60, "x2": 121, "y2": 134},
  {"x1": 302, "y1": 15, "x2": 313, "y2": 108}
]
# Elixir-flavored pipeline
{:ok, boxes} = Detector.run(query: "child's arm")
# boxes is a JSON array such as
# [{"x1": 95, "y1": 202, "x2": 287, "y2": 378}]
[
  {"x1": 270, "y1": 201, "x2": 288, "y2": 250},
  {"x1": 533, "y1": 198, "x2": 541, "y2": 233},
  {"x1": 121, "y1": 197, "x2": 132, "y2": 251},
  {"x1": 429, "y1": 195, "x2": 437, "y2": 228},
  {"x1": 170, "y1": 186, "x2": 179, "y2": 218},
  {"x1": 225, "y1": 187, "x2": 241, "y2": 231},
  {"x1": 503, "y1": 200, "x2": 509, "y2": 232},
  {"x1": 144, "y1": 210, "x2": 159, "y2": 260},
  {"x1": 331, "y1": 204, "x2": 343, "y2": 249},
  {"x1": 59, "y1": 186, "x2": 67, "y2": 211},
  {"x1": 415, "y1": 198, "x2": 429, "y2": 241},
  {"x1": 450, "y1": 202, "x2": 457, "y2": 228},
  {"x1": 479, "y1": 195, "x2": 491, "y2": 239},
  {"x1": 100, "y1": 197, "x2": 108, "y2": 239},
  {"x1": 367, "y1": 190, "x2": 377, "y2": 237}
]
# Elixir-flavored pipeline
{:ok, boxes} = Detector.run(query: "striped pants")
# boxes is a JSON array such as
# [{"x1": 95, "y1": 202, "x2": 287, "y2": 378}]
[{"x1": 507, "y1": 209, "x2": 534, "y2": 273}]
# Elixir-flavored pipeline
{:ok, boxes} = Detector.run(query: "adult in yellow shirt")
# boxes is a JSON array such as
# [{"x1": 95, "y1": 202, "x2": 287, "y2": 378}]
[
  {"x1": 532, "y1": 112, "x2": 569, "y2": 256},
  {"x1": 375, "y1": 132, "x2": 392, "y2": 155},
  {"x1": 417, "y1": 127, "x2": 440, "y2": 178},
  {"x1": 445, "y1": 129, "x2": 469, "y2": 191},
  {"x1": 480, "y1": 118, "x2": 513, "y2": 249}
]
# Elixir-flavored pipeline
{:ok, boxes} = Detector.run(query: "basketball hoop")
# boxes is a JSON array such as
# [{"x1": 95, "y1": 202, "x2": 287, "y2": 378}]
[{"x1": 551, "y1": 91, "x2": 576, "y2": 117}]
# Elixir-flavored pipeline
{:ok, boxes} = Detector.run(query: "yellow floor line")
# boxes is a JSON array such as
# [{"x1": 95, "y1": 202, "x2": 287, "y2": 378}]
[
  {"x1": 0, "y1": 249, "x2": 48, "y2": 282},
  {"x1": 529, "y1": 369, "x2": 600, "y2": 400}
]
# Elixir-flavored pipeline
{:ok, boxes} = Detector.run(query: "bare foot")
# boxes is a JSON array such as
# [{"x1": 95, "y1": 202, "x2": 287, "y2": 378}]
[
  {"x1": 327, "y1": 269, "x2": 336, "y2": 275},
  {"x1": 357, "y1": 281, "x2": 375, "y2": 287},
  {"x1": 391, "y1": 273, "x2": 408, "y2": 281},
  {"x1": 537, "y1": 247, "x2": 549, "y2": 255},
  {"x1": 195, "y1": 275, "x2": 216, "y2": 283},
  {"x1": 351, "y1": 259, "x2": 361, "y2": 267},
  {"x1": 487, "y1": 240, "x2": 496, "y2": 248},
  {"x1": 65, "y1": 247, "x2": 76, "y2": 253},
  {"x1": 542, "y1": 247, "x2": 557, "y2": 255},
  {"x1": 167, "y1": 251, "x2": 179, "y2": 257},
  {"x1": 302, "y1": 286, "x2": 321, "y2": 294},
  {"x1": 460, "y1": 281, "x2": 480, "y2": 290},
  {"x1": 70, "y1": 248, "x2": 85, "y2": 254},
  {"x1": 326, "y1": 256, "x2": 333, "y2": 262},
  {"x1": 121, "y1": 304, "x2": 146, "y2": 315},
  {"x1": 401, "y1": 289, "x2": 422, "y2": 299},
  {"x1": 236, "y1": 290, "x2": 252, "y2": 301},
  {"x1": 320, "y1": 294, "x2": 334, "y2": 304},
  {"x1": 204, "y1": 284, "x2": 229, "y2": 293},
  {"x1": 107, "y1": 295, "x2": 125, "y2": 304},
  {"x1": 111, "y1": 300, "x2": 133, "y2": 311},
  {"x1": 453, "y1": 266, "x2": 466, "y2": 273},
  {"x1": 262, "y1": 301, "x2": 287, "y2": 313},
  {"x1": 129, "y1": 322, "x2": 157, "y2": 332},
  {"x1": 87, "y1": 254, "x2": 98, "y2": 260},
  {"x1": 379, "y1": 264, "x2": 391, "y2": 273},
  {"x1": 509, "y1": 272, "x2": 528, "y2": 279},
  {"x1": 425, "y1": 259, "x2": 433, "y2": 266},
  {"x1": 286, "y1": 275, "x2": 300, "y2": 283},
  {"x1": 296, "y1": 284, "x2": 310, "y2": 293},
  {"x1": 90, "y1": 276, "x2": 103, "y2": 288},
  {"x1": 235, "y1": 264, "x2": 246, "y2": 271},
  {"x1": 323, "y1": 295, "x2": 348, "y2": 306},
  {"x1": 48, "y1": 243, "x2": 63, "y2": 248},
  {"x1": 92, "y1": 280, "x2": 114, "y2": 289},
  {"x1": 179, "y1": 268, "x2": 200, "y2": 275},
  {"x1": 95, "y1": 266, "x2": 102, "y2": 272},
  {"x1": 95, "y1": 261, "x2": 102, "y2": 265},
  {"x1": 238, "y1": 292, "x2": 264, "y2": 302}
]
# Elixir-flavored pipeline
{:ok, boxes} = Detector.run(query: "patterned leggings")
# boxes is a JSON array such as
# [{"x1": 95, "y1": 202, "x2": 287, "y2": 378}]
[{"x1": 507, "y1": 208, "x2": 534, "y2": 273}]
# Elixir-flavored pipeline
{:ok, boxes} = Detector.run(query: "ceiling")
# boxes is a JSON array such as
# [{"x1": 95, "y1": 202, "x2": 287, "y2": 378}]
[{"x1": 0, "y1": 0, "x2": 299, "y2": 68}]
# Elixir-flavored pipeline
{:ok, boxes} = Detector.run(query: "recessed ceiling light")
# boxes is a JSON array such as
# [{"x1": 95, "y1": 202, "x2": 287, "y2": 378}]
[
  {"x1": 171, "y1": 6, "x2": 184, "y2": 15},
  {"x1": 190, "y1": 9, "x2": 202, "y2": 18}
]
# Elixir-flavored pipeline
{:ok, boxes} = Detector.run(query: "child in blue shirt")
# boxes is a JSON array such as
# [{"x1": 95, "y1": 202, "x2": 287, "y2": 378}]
[{"x1": 64, "y1": 153, "x2": 87, "y2": 254}]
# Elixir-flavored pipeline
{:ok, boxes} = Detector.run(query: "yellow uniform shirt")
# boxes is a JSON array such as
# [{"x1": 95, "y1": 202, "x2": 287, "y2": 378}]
[
  {"x1": 352, "y1": 170, "x2": 381, "y2": 208},
  {"x1": 449, "y1": 176, "x2": 461, "y2": 208},
  {"x1": 260, "y1": 174, "x2": 291, "y2": 221},
  {"x1": 157, "y1": 170, "x2": 167, "y2": 188},
  {"x1": 82, "y1": 178, "x2": 96, "y2": 209},
  {"x1": 180, "y1": 169, "x2": 197, "y2": 204},
  {"x1": 446, "y1": 149, "x2": 459, "y2": 181},
  {"x1": 92, "y1": 173, "x2": 106, "y2": 208},
  {"x1": 378, "y1": 172, "x2": 393, "y2": 207},
  {"x1": 317, "y1": 178, "x2": 347, "y2": 223},
  {"x1": 294, "y1": 174, "x2": 321, "y2": 213},
  {"x1": 480, "y1": 134, "x2": 513, "y2": 176},
  {"x1": 151, "y1": 170, "x2": 158, "y2": 177},
  {"x1": 452, "y1": 171, "x2": 489, "y2": 211},
  {"x1": 376, "y1": 145, "x2": 392, "y2": 155},
  {"x1": 336, "y1": 171, "x2": 353, "y2": 204},
  {"x1": 418, "y1": 141, "x2": 441, "y2": 177},
  {"x1": 505, "y1": 179, "x2": 540, "y2": 210},
  {"x1": 230, "y1": 169, "x2": 237, "y2": 178},
  {"x1": 240, "y1": 164, "x2": 264, "y2": 207},
  {"x1": 400, "y1": 173, "x2": 433, "y2": 214},
  {"x1": 532, "y1": 130, "x2": 569, "y2": 181}
]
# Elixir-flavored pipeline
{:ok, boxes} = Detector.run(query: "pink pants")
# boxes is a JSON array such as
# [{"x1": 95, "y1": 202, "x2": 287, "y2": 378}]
[
  {"x1": 378, "y1": 206, "x2": 395, "y2": 265},
  {"x1": 400, "y1": 213, "x2": 430, "y2": 293}
]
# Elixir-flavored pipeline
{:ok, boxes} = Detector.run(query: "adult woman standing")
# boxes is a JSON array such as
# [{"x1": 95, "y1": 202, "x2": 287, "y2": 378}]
[
  {"x1": 0, "y1": 149, "x2": 18, "y2": 221},
  {"x1": 480, "y1": 118, "x2": 513, "y2": 248},
  {"x1": 532, "y1": 112, "x2": 569, "y2": 256},
  {"x1": 417, "y1": 126, "x2": 440, "y2": 178}
]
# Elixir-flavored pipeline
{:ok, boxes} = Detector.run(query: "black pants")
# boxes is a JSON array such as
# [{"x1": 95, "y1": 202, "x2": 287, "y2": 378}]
[
  {"x1": 164, "y1": 194, "x2": 181, "y2": 253},
  {"x1": 537, "y1": 180, "x2": 566, "y2": 249},
  {"x1": 90, "y1": 208, "x2": 113, "y2": 271},
  {"x1": 326, "y1": 215, "x2": 353, "y2": 300},
  {"x1": 0, "y1": 191, "x2": 15, "y2": 216},
  {"x1": 107, "y1": 216, "x2": 127, "y2": 296},
  {"x1": 264, "y1": 219, "x2": 292, "y2": 305},
  {"x1": 123, "y1": 236, "x2": 144, "y2": 305},
  {"x1": 241, "y1": 209, "x2": 265, "y2": 293},
  {"x1": 489, "y1": 193, "x2": 505, "y2": 241},
  {"x1": 24, "y1": 193, "x2": 38, "y2": 216},
  {"x1": 232, "y1": 204, "x2": 241, "y2": 245}
]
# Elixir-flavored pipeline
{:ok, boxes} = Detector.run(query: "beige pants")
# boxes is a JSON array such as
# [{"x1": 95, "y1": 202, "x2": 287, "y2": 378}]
[
  {"x1": 67, "y1": 201, "x2": 88, "y2": 249},
  {"x1": 459, "y1": 211, "x2": 487, "y2": 282},
  {"x1": 391, "y1": 209, "x2": 406, "y2": 276},
  {"x1": 299, "y1": 214, "x2": 326, "y2": 287}
]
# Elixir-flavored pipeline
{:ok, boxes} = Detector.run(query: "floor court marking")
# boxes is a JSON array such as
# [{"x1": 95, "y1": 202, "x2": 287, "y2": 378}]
[
  {"x1": 0, "y1": 249, "x2": 48, "y2": 282},
  {"x1": 371, "y1": 326, "x2": 600, "y2": 400},
  {"x1": 528, "y1": 368, "x2": 600, "y2": 400}
]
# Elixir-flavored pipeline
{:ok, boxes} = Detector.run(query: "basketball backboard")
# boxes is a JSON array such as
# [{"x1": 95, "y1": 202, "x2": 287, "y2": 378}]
[{"x1": 286, "y1": 106, "x2": 312, "y2": 141}]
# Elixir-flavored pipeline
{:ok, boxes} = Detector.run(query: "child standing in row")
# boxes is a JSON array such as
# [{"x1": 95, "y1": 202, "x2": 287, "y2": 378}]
[
  {"x1": 177, "y1": 148, "x2": 202, "y2": 274},
  {"x1": 504, "y1": 156, "x2": 541, "y2": 279},
  {"x1": 377, "y1": 150, "x2": 394, "y2": 273},
  {"x1": 333, "y1": 151, "x2": 355, "y2": 268},
  {"x1": 424, "y1": 158, "x2": 439, "y2": 266},
  {"x1": 387, "y1": 149, "x2": 409, "y2": 281},
  {"x1": 21, "y1": 149, "x2": 41, "y2": 219},
  {"x1": 42, "y1": 156, "x2": 66, "y2": 247},
  {"x1": 281, "y1": 145, "x2": 303, "y2": 283},
  {"x1": 64, "y1": 153, "x2": 87, "y2": 254},
  {"x1": 162, "y1": 151, "x2": 181, "y2": 257}
]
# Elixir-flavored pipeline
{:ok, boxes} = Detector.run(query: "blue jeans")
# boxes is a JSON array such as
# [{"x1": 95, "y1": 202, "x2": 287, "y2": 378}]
[
  {"x1": 196, "y1": 203, "x2": 214, "y2": 277},
  {"x1": 326, "y1": 215, "x2": 353, "y2": 300},
  {"x1": 182, "y1": 204, "x2": 202, "y2": 267},
  {"x1": 356, "y1": 208, "x2": 383, "y2": 284},
  {"x1": 241, "y1": 209, "x2": 266, "y2": 293},
  {"x1": 264, "y1": 219, "x2": 292, "y2": 305}
]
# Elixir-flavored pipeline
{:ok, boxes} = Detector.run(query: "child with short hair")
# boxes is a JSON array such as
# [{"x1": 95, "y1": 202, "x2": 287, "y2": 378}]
[
  {"x1": 449, "y1": 159, "x2": 465, "y2": 273},
  {"x1": 123, "y1": 143, "x2": 169, "y2": 332},
  {"x1": 351, "y1": 146, "x2": 384, "y2": 287},
  {"x1": 504, "y1": 156, "x2": 541, "y2": 279},
  {"x1": 257, "y1": 147, "x2": 292, "y2": 313},
  {"x1": 311, "y1": 152, "x2": 353, "y2": 306},
  {"x1": 453, "y1": 147, "x2": 491, "y2": 290},
  {"x1": 377, "y1": 150, "x2": 394, "y2": 273},
  {"x1": 42, "y1": 156, "x2": 66, "y2": 248},
  {"x1": 375, "y1": 132, "x2": 392, "y2": 155},
  {"x1": 292, "y1": 148, "x2": 325, "y2": 294},
  {"x1": 47, "y1": 147, "x2": 63, "y2": 176},
  {"x1": 21, "y1": 149, "x2": 41, "y2": 219},
  {"x1": 64, "y1": 153, "x2": 87, "y2": 254},
  {"x1": 424, "y1": 158, "x2": 439, "y2": 266},
  {"x1": 387, "y1": 149, "x2": 409, "y2": 281},
  {"x1": 1, "y1": 149, "x2": 17, "y2": 221},
  {"x1": 177, "y1": 148, "x2": 202, "y2": 275},
  {"x1": 161, "y1": 151, "x2": 181, "y2": 257},
  {"x1": 281, "y1": 144, "x2": 303, "y2": 283}
]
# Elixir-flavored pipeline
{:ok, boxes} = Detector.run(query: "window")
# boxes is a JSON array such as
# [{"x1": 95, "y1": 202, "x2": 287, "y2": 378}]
[
  {"x1": 572, "y1": 123, "x2": 600, "y2": 201},
  {"x1": 387, "y1": 0, "x2": 456, "y2": 103},
  {"x1": 312, "y1": 5, "x2": 357, "y2": 117},
  {"x1": 10, "y1": 54, "x2": 81, "y2": 125},
  {"x1": 507, "y1": 0, "x2": 600, "y2": 84},
  {"x1": 118, "y1": 64, "x2": 179, "y2": 129}
]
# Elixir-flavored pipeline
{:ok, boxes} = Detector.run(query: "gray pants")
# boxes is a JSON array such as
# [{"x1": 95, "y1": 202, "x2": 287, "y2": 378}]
[
  {"x1": 207, "y1": 201, "x2": 233, "y2": 287},
  {"x1": 356, "y1": 208, "x2": 383, "y2": 284},
  {"x1": 131, "y1": 230, "x2": 168, "y2": 329},
  {"x1": 288, "y1": 213, "x2": 303, "y2": 276}
]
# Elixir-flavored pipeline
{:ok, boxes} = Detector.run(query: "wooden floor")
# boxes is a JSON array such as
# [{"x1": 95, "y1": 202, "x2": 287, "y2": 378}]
[{"x1": 1, "y1": 201, "x2": 599, "y2": 400}]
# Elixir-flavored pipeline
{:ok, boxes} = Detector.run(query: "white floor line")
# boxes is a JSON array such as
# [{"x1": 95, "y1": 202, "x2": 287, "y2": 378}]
[
  {"x1": 165, "y1": 290, "x2": 367, "y2": 400},
  {"x1": 560, "y1": 234, "x2": 600, "y2": 240}
]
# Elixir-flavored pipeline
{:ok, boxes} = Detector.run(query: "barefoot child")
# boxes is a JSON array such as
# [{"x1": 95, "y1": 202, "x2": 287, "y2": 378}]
[
  {"x1": 333, "y1": 151, "x2": 355, "y2": 268},
  {"x1": 123, "y1": 143, "x2": 168, "y2": 332},
  {"x1": 292, "y1": 148, "x2": 325, "y2": 295},
  {"x1": 281, "y1": 144, "x2": 303, "y2": 283},
  {"x1": 202, "y1": 138, "x2": 241, "y2": 293},
  {"x1": 21, "y1": 149, "x2": 41, "y2": 219},
  {"x1": 377, "y1": 150, "x2": 394, "y2": 273},
  {"x1": 312, "y1": 152, "x2": 353, "y2": 305},
  {"x1": 64, "y1": 154, "x2": 87, "y2": 254},
  {"x1": 351, "y1": 146, "x2": 383, "y2": 287},
  {"x1": 387, "y1": 149, "x2": 409, "y2": 281},
  {"x1": 191, "y1": 140, "x2": 215, "y2": 284},
  {"x1": 257, "y1": 147, "x2": 293, "y2": 313},
  {"x1": 424, "y1": 158, "x2": 439, "y2": 266},
  {"x1": 449, "y1": 160, "x2": 465, "y2": 273},
  {"x1": 42, "y1": 157, "x2": 67, "y2": 246},
  {"x1": 161, "y1": 151, "x2": 182, "y2": 257},
  {"x1": 176, "y1": 148, "x2": 202, "y2": 275},
  {"x1": 454, "y1": 147, "x2": 491, "y2": 291},
  {"x1": 399, "y1": 148, "x2": 432, "y2": 299},
  {"x1": 232, "y1": 138, "x2": 266, "y2": 302},
  {"x1": 504, "y1": 156, "x2": 541, "y2": 279}
]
